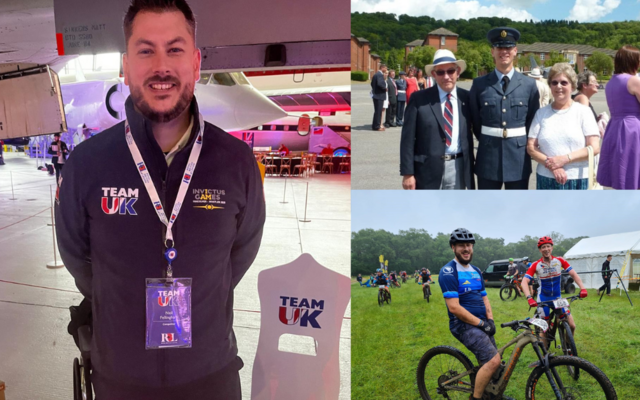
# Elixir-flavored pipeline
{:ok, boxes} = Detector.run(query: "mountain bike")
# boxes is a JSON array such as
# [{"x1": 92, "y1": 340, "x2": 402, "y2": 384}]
[
  {"x1": 378, "y1": 287, "x2": 391, "y2": 306},
  {"x1": 402, "y1": 275, "x2": 408, "y2": 284},
  {"x1": 499, "y1": 276, "x2": 523, "y2": 302},
  {"x1": 390, "y1": 279, "x2": 401, "y2": 288},
  {"x1": 423, "y1": 283, "x2": 432, "y2": 302},
  {"x1": 533, "y1": 295, "x2": 582, "y2": 380},
  {"x1": 416, "y1": 318, "x2": 617, "y2": 399}
]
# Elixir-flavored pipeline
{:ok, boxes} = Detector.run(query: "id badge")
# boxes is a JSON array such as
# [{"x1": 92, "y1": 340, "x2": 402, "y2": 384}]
[{"x1": 145, "y1": 277, "x2": 192, "y2": 349}]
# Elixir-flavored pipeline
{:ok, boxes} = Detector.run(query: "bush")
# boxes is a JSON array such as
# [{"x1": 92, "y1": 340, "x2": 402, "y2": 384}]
[{"x1": 351, "y1": 71, "x2": 369, "y2": 81}]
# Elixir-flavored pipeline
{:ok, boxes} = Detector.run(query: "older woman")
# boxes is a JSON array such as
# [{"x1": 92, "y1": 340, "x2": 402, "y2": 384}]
[
  {"x1": 527, "y1": 63, "x2": 600, "y2": 190},
  {"x1": 597, "y1": 45, "x2": 640, "y2": 189},
  {"x1": 573, "y1": 70, "x2": 609, "y2": 136}
]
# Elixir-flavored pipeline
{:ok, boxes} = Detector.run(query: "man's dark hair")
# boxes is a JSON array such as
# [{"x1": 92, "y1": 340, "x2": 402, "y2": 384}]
[
  {"x1": 379, "y1": 64, "x2": 387, "y2": 69},
  {"x1": 123, "y1": 0, "x2": 196, "y2": 49},
  {"x1": 607, "y1": 255, "x2": 612, "y2": 258}
]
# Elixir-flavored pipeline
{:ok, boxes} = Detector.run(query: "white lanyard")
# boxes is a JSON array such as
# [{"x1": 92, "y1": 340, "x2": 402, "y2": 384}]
[{"x1": 125, "y1": 114, "x2": 204, "y2": 276}]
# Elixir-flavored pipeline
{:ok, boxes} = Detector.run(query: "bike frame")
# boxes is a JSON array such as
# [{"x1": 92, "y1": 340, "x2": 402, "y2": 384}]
[
  {"x1": 438, "y1": 327, "x2": 569, "y2": 399},
  {"x1": 536, "y1": 297, "x2": 578, "y2": 352}
]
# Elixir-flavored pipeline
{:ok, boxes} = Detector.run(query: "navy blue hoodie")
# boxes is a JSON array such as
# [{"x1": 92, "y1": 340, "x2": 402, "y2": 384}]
[{"x1": 55, "y1": 96, "x2": 265, "y2": 391}]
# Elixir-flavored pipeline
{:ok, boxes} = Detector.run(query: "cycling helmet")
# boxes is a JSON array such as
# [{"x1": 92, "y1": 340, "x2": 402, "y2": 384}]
[
  {"x1": 509, "y1": 258, "x2": 514, "y2": 262},
  {"x1": 537, "y1": 236, "x2": 554, "y2": 248},
  {"x1": 449, "y1": 228, "x2": 476, "y2": 246},
  {"x1": 376, "y1": 269, "x2": 382, "y2": 273},
  {"x1": 421, "y1": 267, "x2": 427, "y2": 271}
]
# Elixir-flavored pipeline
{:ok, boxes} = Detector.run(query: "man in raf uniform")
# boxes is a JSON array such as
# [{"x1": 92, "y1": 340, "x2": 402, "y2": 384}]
[
  {"x1": 396, "y1": 71, "x2": 408, "y2": 126},
  {"x1": 470, "y1": 27, "x2": 540, "y2": 189}
]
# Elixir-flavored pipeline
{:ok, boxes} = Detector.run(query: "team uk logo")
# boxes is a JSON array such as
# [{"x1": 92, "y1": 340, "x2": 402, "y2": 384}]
[
  {"x1": 101, "y1": 187, "x2": 138, "y2": 215},
  {"x1": 157, "y1": 290, "x2": 179, "y2": 307},
  {"x1": 154, "y1": 201, "x2": 163, "y2": 211},
  {"x1": 183, "y1": 173, "x2": 192, "y2": 184},
  {"x1": 278, "y1": 296, "x2": 324, "y2": 329},
  {"x1": 196, "y1": 134, "x2": 202, "y2": 144},
  {"x1": 137, "y1": 162, "x2": 147, "y2": 172}
]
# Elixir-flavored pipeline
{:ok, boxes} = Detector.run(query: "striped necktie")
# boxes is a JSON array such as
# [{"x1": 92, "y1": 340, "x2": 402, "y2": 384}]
[{"x1": 443, "y1": 93, "x2": 453, "y2": 147}]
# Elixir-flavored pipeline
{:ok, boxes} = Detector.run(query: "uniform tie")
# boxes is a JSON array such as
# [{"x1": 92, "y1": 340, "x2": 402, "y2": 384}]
[
  {"x1": 443, "y1": 93, "x2": 454, "y2": 147},
  {"x1": 502, "y1": 75, "x2": 510, "y2": 93}
]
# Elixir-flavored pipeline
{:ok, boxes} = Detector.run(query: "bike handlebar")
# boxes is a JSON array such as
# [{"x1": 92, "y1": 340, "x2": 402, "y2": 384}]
[
  {"x1": 500, "y1": 320, "x2": 521, "y2": 329},
  {"x1": 535, "y1": 295, "x2": 581, "y2": 306}
]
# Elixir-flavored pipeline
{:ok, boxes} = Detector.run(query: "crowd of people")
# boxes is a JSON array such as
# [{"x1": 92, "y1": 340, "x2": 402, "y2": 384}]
[{"x1": 376, "y1": 25, "x2": 640, "y2": 190}]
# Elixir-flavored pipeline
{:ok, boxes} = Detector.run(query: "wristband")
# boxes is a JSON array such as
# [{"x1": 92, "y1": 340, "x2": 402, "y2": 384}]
[
  {"x1": 477, "y1": 320, "x2": 484, "y2": 327},
  {"x1": 567, "y1": 153, "x2": 572, "y2": 162},
  {"x1": 526, "y1": 295, "x2": 532, "y2": 299}
]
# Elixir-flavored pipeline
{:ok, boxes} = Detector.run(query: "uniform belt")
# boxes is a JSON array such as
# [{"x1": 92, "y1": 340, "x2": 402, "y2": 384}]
[
  {"x1": 481, "y1": 126, "x2": 526, "y2": 138},
  {"x1": 398, "y1": 90, "x2": 406, "y2": 93},
  {"x1": 441, "y1": 152, "x2": 463, "y2": 161}
]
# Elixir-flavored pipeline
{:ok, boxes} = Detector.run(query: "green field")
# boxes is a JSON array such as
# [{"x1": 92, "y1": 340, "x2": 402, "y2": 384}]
[{"x1": 351, "y1": 279, "x2": 640, "y2": 399}]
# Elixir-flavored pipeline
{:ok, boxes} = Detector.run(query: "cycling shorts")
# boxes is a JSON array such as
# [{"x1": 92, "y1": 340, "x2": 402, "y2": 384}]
[{"x1": 451, "y1": 321, "x2": 498, "y2": 365}]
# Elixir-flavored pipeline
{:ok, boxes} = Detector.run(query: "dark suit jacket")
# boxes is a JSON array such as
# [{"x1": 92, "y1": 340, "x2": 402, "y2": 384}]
[
  {"x1": 399, "y1": 85, "x2": 475, "y2": 189},
  {"x1": 387, "y1": 77, "x2": 398, "y2": 104},
  {"x1": 469, "y1": 70, "x2": 540, "y2": 182},
  {"x1": 602, "y1": 260, "x2": 611, "y2": 279},
  {"x1": 370, "y1": 71, "x2": 387, "y2": 100}
]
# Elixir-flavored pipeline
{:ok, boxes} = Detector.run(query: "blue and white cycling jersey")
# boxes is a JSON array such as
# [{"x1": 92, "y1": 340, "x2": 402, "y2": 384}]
[{"x1": 439, "y1": 260, "x2": 487, "y2": 330}]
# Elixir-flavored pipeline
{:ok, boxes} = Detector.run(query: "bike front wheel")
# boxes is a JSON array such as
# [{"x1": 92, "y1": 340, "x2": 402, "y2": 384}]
[
  {"x1": 499, "y1": 284, "x2": 517, "y2": 301},
  {"x1": 559, "y1": 321, "x2": 579, "y2": 380},
  {"x1": 416, "y1": 345, "x2": 475, "y2": 400},
  {"x1": 525, "y1": 356, "x2": 617, "y2": 400},
  {"x1": 378, "y1": 291, "x2": 383, "y2": 306}
]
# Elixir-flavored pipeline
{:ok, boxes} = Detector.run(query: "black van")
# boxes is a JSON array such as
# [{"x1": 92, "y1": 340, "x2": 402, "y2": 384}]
[{"x1": 481, "y1": 258, "x2": 529, "y2": 287}]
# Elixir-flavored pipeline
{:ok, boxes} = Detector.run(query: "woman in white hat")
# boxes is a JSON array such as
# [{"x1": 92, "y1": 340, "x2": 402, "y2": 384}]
[{"x1": 529, "y1": 67, "x2": 551, "y2": 107}]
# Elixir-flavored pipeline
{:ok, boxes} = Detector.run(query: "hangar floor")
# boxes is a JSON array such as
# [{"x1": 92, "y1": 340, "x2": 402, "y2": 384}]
[{"x1": 0, "y1": 152, "x2": 351, "y2": 399}]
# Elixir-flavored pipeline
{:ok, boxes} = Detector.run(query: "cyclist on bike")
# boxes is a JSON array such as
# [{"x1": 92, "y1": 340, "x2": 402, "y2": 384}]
[
  {"x1": 505, "y1": 258, "x2": 523, "y2": 296},
  {"x1": 439, "y1": 228, "x2": 500, "y2": 400},
  {"x1": 389, "y1": 271, "x2": 400, "y2": 287},
  {"x1": 420, "y1": 267, "x2": 433, "y2": 291},
  {"x1": 401, "y1": 270, "x2": 408, "y2": 281},
  {"x1": 522, "y1": 236, "x2": 588, "y2": 345},
  {"x1": 374, "y1": 269, "x2": 390, "y2": 295}
]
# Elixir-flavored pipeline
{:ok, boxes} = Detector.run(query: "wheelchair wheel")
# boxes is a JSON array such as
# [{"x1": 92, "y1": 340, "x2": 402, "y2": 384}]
[
  {"x1": 73, "y1": 358, "x2": 82, "y2": 400},
  {"x1": 82, "y1": 355, "x2": 93, "y2": 400}
]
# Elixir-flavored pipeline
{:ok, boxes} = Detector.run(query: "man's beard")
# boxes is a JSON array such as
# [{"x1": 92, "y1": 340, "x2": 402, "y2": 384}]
[
  {"x1": 130, "y1": 79, "x2": 193, "y2": 123},
  {"x1": 455, "y1": 249, "x2": 473, "y2": 265}
]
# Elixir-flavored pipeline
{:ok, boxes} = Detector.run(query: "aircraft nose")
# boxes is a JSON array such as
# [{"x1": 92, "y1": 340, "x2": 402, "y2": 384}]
[{"x1": 233, "y1": 86, "x2": 287, "y2": 130}]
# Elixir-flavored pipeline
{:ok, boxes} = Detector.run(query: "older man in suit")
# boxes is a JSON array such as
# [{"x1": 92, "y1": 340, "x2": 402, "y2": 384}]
[
  {"x1": 371, "y1": 63, "x2": 388, "y2": 131},
  {"x1": 385, "y1": 69, "x2": 398, "y2": 127},
  {"x1": 400, "y1": 50, "x2": 475, "y2": 190},
  {"x1": 470, "y1": 27, "x2": 540, "y2": 190}
]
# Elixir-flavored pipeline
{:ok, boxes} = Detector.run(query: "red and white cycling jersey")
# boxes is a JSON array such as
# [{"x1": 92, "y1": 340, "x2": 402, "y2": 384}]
[{"x1": 525, "y1": 256, "x2": 573, "y2": 301}]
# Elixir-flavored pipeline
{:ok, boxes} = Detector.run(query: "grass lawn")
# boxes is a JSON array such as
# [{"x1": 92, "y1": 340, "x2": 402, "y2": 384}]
[{"x1": 351, "y1": 279, "x2": 640, "y2": 399}]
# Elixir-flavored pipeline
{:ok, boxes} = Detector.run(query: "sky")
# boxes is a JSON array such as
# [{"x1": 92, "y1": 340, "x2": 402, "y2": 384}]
[
  {"x1": 351, "y1": 0, "x2": 639, "y2": 23},
  {"x1": 351, "y1": 191, "x2": 640, "y2": 244}
]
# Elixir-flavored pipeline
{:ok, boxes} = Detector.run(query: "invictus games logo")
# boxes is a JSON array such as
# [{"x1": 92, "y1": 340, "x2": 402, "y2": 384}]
[
  {"x1": 279, "y1": 296, "x2": 324, "y2": 329},
  {"x1": 101, "y1": 187, "x2": 138, "y2": 215},
  {"x1": 193, "y1": 188, "x2": 225, "y2": 210}
]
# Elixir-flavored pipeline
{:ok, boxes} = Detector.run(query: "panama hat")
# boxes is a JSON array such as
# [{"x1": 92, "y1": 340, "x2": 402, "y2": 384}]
[
  {"x1": 424, "y1": 49, "x2": 467, "y2": 76},
  {"x1": 529, "y1": 67, "x2": 543, "y2": 79}
]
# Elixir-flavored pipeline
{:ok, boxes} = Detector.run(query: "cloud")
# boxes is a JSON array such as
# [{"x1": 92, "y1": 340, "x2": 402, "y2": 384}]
[
  {"x1": 351, "y1": 0, "x2": 537, "y2": 22},
  {"x1": 497, "y1": 0, "x2": 548, "y2": 7},
  {"x1": 567, "y1": 0, "x2": 621, "y2": 22}
]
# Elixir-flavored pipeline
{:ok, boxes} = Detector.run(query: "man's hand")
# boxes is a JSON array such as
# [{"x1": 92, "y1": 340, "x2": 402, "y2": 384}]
[
  {"x1": 402, "y1": 175, "x2": 416, "y2": 190},
  {"x1": 528, "y1": 297, "x2": 538, "y2": 307},
  {"x1": 478, "y1": 319, "x2": 496, "y2": 336},
  {"x1": 579, "y1": 289, "x2": 588, "y2": 298}
]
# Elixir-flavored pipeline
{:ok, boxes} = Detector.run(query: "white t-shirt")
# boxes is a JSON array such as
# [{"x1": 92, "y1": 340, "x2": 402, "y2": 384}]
[{"x1": 529, "y1": 102, "x2": 599, "y2": 180}]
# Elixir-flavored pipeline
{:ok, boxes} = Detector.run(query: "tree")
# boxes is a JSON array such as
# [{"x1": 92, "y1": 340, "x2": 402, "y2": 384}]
[
  {"x1": 517, "y1": 53, "x2": 542, "y2": 71},
  {"x1": 456, "y1": 40, "x2": 484, "y2": 78},
  {"x1": 544, "y1": 51, "x2": 566, "y2": 67},
  {"x1": 585, "y1": 51, "x2": 614, "y2": 77},
  {"x1": 406, "y1": 46, "x2": 436, "y2": 71}
]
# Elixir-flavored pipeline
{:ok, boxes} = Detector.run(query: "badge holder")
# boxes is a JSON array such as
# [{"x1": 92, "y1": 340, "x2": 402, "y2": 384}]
[{"x1": 145, "y1": 247, "x2": 193, "y2": 349}]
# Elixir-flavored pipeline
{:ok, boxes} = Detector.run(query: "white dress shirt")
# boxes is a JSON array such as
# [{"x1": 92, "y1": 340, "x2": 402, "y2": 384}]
[
  {"x1": 437, "y1": 85, "x2": 460, "y2": 155},
  {"x1": 495, "y1": 67, "x2": 515, "y2": 85}
]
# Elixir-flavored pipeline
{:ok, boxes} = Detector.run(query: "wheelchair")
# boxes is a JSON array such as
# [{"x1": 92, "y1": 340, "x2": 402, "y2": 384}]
[{"x1": 69, "y1": 299, "x2": 93, "y2": 400}]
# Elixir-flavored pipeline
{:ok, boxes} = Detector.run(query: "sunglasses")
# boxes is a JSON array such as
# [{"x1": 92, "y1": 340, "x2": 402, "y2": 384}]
[
  {"x1": 434, "y1": 68, "x2": 457, "y2": 77},
  {"x1": 551, "y1": 80, "x2": 570, "y2": 87}
]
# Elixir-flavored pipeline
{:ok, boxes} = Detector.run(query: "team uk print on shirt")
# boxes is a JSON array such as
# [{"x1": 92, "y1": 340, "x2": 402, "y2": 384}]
[{"x1": 525, "y1": 256, "x2": 572, "y2": 301}]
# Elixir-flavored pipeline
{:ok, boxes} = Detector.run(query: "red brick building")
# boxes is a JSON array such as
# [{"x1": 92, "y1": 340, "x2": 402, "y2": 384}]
[
  {"x1": 351, "y1": 34, "x2": 381, "y2": 80},
  {"x1": 405, "y1": 27, "x2": 459, "y2": 65}
]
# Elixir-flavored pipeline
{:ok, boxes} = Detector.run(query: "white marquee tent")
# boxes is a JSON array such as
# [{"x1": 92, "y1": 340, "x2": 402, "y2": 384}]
[{"x1": 563, "y1": 230, "x2": 640, "y2": 289}]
